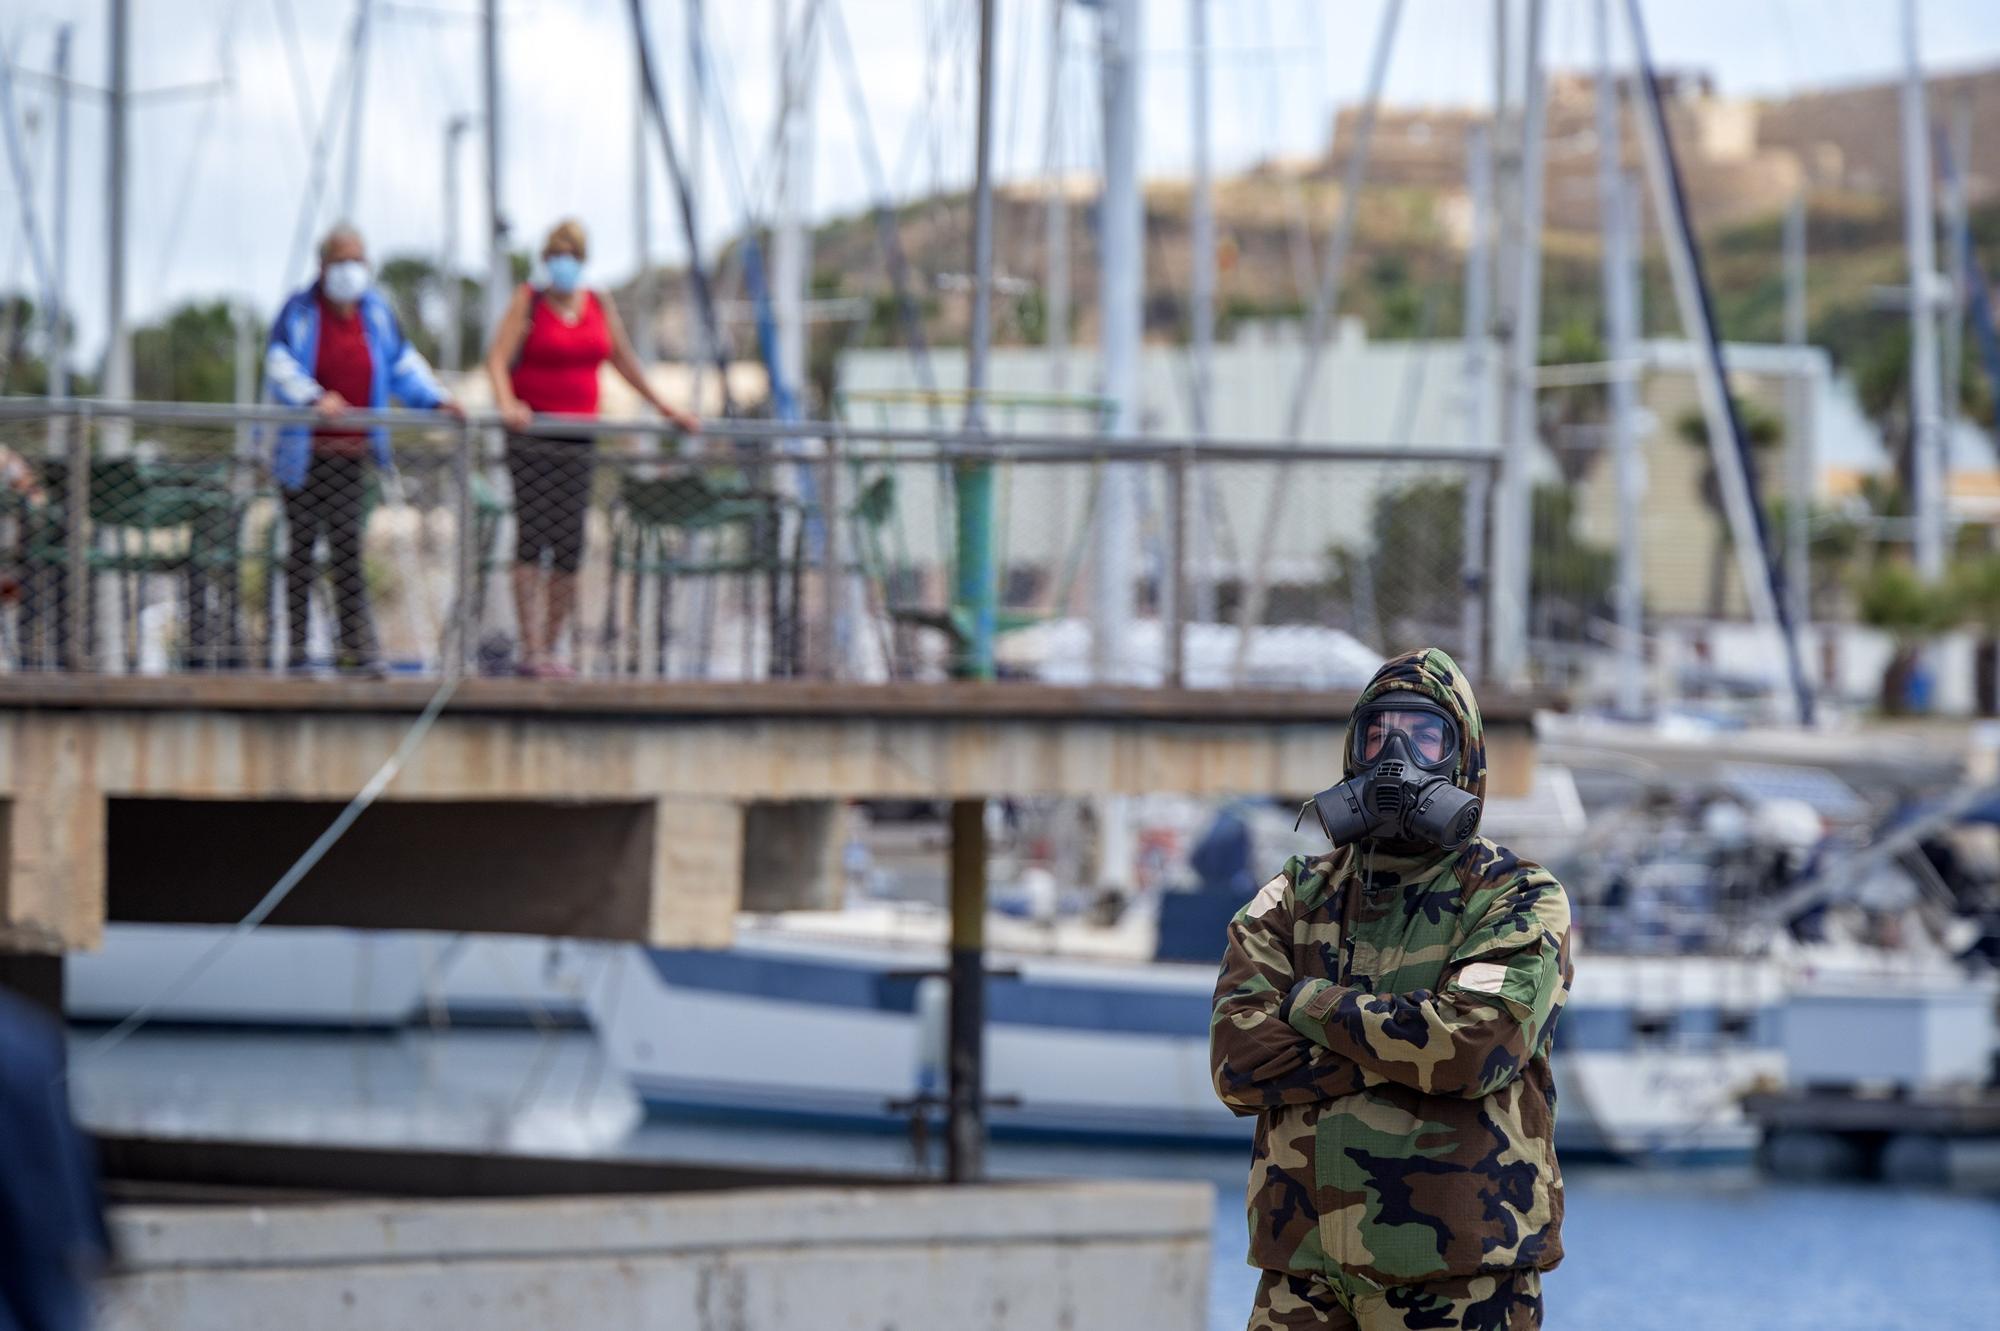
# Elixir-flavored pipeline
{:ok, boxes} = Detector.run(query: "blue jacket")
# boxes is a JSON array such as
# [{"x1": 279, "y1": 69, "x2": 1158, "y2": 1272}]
[{"x1": 264, "y1": 281, "x2": 449, "y2": 491}]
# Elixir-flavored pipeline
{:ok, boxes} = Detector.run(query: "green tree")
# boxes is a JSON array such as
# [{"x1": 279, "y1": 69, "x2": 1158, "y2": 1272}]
[
  {"x1": 132, "y1": 300, "x2": 240, "y2": 403},
  {"x1": 1539, "y1": 320, "x2": 1609, "y2": 487},
  {"x1": 1529, "y1": 483, "x2": 1617, "y2": 645},
  {"x1": 1769, "y1": 497, "x2": 1864, "y2": 619},
  {"x1": 1847, "y1": 325, "x2": 1992, "y2": 519},
  {"x1": 0, "y1": 294, "x2": 49, "y2": 394},
  {"x1": 374, "y1": 254, "x2": 484, "y2": 372},
  {"x1": 1320, "y1": 477, "x2": 1613, "y2": 660}
]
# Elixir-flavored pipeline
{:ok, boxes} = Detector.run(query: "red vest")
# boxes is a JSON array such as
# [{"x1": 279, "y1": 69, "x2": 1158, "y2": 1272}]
[
  {"x1": 312, "y1": 296, "x2": 373, "y2": 455},
  {"x1": 509, "y1": 287, "x2": 612, "y2": 417}
]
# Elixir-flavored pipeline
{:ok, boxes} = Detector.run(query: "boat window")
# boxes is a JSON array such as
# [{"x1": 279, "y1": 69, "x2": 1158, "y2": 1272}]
[{"x1": 1631, "y1": 1011, "x2": 1675, "y2": 1041}]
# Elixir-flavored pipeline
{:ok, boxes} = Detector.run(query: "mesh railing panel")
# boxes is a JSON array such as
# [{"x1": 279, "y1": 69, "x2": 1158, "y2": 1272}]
[{"x1": 0, "y1": 405, "x2": 1498, "y2": 689}]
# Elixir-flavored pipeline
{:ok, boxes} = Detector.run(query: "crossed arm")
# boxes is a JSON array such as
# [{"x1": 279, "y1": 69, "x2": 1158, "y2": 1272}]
[{"x1": 1210, "y1": 863, "x2": 1570, "y2": 1112}]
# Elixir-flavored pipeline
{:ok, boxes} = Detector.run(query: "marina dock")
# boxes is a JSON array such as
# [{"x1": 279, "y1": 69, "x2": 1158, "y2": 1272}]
[
  {"x1": 92, "y1": 1135, "x2": 1211, "y2": 1331},
  {"x1": 0, "y1": 672, "x2": 1539, "y2": 962},
  {"x1": 1749, "y1": 1089, "x2": 2000, "y2": 1188}
]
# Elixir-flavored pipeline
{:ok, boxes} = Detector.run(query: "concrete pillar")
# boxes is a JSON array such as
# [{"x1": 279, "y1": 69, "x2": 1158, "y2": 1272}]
[
  {"x1": 1, "y1": 717, "x2": 105, "y2": 954},
  {"x1": 739, "y1": 800, "x2": 845, "y2": 913},
  {"x1": 649, "y1": 797, "x2": 744, "y2": 948}
]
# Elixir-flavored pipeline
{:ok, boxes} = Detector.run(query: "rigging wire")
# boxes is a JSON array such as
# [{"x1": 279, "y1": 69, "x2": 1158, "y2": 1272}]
[
  {"x1": 824, "y1": 0, "x2": 941, "y2": 400},
  {"x1": 150, "y1": 5, "x2": 242, "y2": 301},
  {"x1": 69, "y1": 675, "x2": 462, "y2": 1067},
  {"x1": 1251, "y1": 0, "x2": 1323, "y2": 310},
  {"x1": 684, "y1": 0, "x2": 816, "y2": 417},
  {"x1": 626, "y1": 0, "x2": 736, "y2": 411},
  {"x1": 269, "y1": 0, "x2": 321, "y2": 156},
  {"x1": 280, "y1": 5, "x2": 363, "y2": 285}
]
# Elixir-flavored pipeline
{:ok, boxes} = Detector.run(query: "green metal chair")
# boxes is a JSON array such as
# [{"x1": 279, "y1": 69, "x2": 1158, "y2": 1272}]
[
  {"x1": 604, "y1": 467, "x2": 791, "y2": 677},
  {"x1": 18, "y1": 456, "x2": 246, "y2": 670}
]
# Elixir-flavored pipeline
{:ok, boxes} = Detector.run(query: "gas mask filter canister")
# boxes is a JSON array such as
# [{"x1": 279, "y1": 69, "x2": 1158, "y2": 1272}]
[{"x1": 1303, "y1": 697, "x2": 1481, "y2": 851}]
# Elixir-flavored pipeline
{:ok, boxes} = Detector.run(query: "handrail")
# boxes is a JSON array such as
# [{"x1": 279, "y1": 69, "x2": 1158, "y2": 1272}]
[{"x1": 0, "y1": 395, "x2": 1502, "y2": 467}]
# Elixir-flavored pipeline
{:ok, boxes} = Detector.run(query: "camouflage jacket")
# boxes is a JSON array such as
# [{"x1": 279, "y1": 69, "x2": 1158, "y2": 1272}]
[{"x1": 1209, "y1": 648, "x2": 1572, "y2": 1294}]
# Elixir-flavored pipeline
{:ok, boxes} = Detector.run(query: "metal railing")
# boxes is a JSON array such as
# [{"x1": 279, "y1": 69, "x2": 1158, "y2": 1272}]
[{"x1": 0, "y1": 397, "x2": 1499, "y2": 688}]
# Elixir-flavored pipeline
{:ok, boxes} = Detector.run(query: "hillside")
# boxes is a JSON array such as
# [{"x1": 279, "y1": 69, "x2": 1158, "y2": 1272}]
[{"x1": 620, "y1": 63, "x2": 2000, "y2": 415}]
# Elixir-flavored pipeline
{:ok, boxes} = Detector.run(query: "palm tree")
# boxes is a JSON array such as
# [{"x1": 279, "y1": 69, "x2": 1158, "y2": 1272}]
[{"x1": 1675, "y1": 396, "x2": 1784, "y2": 620}]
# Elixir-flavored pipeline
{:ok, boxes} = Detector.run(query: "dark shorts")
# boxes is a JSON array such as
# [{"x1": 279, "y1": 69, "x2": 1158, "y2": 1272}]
[{"x1": 506, "y1": 433, "x2": 595, "y2": 573}]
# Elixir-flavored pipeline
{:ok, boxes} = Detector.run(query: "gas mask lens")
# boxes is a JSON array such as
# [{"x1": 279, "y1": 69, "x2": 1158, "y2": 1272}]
[{"x1": 1352, "y1": 704, "x2": 1455, "y2": 769}]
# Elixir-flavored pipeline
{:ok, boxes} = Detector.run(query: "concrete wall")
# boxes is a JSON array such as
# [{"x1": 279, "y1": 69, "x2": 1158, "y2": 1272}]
[{"x1": 98, "y1": 1181, "x2": 1212, "y2": 1331}]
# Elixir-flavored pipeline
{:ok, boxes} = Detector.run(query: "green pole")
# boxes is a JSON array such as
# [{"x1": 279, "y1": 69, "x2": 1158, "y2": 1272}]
[
  {"x1": 955, "y1": 0, "x2": 998, "y2": 684},
  {"x1": 954, "y1": 459, "x2": 997, "y2": 679}
]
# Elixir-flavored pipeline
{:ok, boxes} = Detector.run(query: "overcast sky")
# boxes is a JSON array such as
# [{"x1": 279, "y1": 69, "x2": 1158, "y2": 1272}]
[{"x1": 5, "y1": 0, "x2": 2000, "y2": 365}]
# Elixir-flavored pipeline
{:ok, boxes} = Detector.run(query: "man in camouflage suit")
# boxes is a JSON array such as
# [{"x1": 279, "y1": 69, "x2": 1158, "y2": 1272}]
[{"x1": 1211, "y1": 648, "x2": 1571, "y2": 1330}]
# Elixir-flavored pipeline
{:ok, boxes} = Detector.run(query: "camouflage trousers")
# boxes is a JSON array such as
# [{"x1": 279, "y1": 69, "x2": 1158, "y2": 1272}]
[{"x1": 1247, "y1": 1267, "x2": 1541, "y2": 1331}]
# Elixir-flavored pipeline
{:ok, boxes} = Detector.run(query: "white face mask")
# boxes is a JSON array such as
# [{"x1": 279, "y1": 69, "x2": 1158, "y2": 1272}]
[{"x1": 323, "y1": 259, "x2": 371, "y2": 304}]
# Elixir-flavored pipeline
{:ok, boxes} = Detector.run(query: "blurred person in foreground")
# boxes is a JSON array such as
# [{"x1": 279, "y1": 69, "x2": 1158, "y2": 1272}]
[
  {"x1": 483, "y1": 218, "x2": 700, "y2": 678},
  {"x1": 1211, "y1": 648, "x2": 1572, "y2": 1331},
  {"x1": 0, "y1": 990, "x2": 108, "y2": 1331},
  {"x1": 265, "y1": 224, "x2": 463, "y2": 677}
]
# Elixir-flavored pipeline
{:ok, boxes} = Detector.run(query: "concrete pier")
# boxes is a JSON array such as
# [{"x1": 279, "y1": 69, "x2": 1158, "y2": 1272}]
[
  {"x1": 99, "y1": 1179, "x2": 1212, "y2": 1331},
  {"x1": 0, "y1": 675, "x2": 1538, "y2": 955}
]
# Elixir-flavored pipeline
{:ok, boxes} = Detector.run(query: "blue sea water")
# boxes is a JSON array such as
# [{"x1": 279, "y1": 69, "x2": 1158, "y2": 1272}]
[{"x1": 71, "y1": 1027, "x2": 2000, "y2": 1330}]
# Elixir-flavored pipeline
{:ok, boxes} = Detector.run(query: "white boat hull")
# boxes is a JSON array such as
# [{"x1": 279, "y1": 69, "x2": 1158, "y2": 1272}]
[{"x1": 595, "y1": 934, "x2": 1789, "y2": 1158}]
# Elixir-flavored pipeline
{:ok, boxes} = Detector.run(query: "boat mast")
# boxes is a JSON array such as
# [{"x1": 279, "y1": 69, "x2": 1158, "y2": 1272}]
[
  {"x1": 1900, "y1": 0, "x2": 1946, "y2": 582},
  {"x1": 440, "y1": 115, "x2": 471, "y2": 372},
  {"x1": 340, "y1": 0, "x2": 372, "y2": 221},
  {"x1": 1458, "y1": 120, "x2": 1494, "y2": 679},
  {"x1": 632, "y1": 47, "x2": 654, "y2": 363},
  {"x1": 50, "y1": 24, "x2": 72, "y2": 415},
  {"x1": 481, "y1": 0, "x2": 509, "y2": 339},
  {"x1": 1595, "y1": 0, "x2": 1643, "y2": 715},
  {"x1": 1784, "y1": 193, "x2": 1813, "y2": 655},
  {"x1": 1042, "y1": 0, "x2": 1068, "y2": 401},
  {"x1": 1621, "y1": 0, "x2": 1811, "y2": 722},
  {"x1": 1490, "y1": 0, "x2": 1547, "y2": 687},
  {"x1": 104, "y1": 0, "x2": 131, "y2": 445},
  {"x1": 1092, "y1": 0, "x2": 1142, "y2": 684},
  {"x1": 773, "y1": 0, "x2": 816, "y2": 407},
  {"x1": 1187, "y1": 0, "x2": 1216, "y2": 624}
]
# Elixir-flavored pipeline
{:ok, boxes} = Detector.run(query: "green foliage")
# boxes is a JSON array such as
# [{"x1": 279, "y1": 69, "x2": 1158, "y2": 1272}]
[
  {"x1": 132, "y1": 300, "x2": 241, "y2": 403},
  {"x1": 1539, "y1": 320, "x2": 1608, "y2": 485},
  {"x1": 1853, "y1": 560, "x2": 1962, "y2": 642},
  {"x1": 376, "y1": 256, "x2": 441, "y2": 364},
  {"x1": 1769, "y1": 497, "x2": 1866, "y2": 617},
  {"x1": 1013, "y1": 288, "x2": 1047, "y2": 345},
  {"x1": 1529, "y1": 484, "x2": 1616, "y2": 617},
  {"x1": 1322, "y1": 477, "x2": 1612, "y2": 650},
  {"x1": 1674, "y1": 395, "x2": 1784, "y2": 450},
  {"x1": 0, "y1": 294, "x2": 52, "y2": 394}
]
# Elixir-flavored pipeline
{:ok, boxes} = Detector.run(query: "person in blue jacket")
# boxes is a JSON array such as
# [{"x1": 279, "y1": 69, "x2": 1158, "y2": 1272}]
[{"x1": 265, "y1": 224, "x2": 463, "y2": 675}]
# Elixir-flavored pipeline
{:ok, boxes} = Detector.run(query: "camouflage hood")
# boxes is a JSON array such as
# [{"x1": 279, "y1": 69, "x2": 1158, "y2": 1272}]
[
  {"x1": 1347, "y1": 646, "x2": 1487, "y2": 810},
  {"x1": 1210, "y1": 646, "x2": 1571, "y2": 1295}
]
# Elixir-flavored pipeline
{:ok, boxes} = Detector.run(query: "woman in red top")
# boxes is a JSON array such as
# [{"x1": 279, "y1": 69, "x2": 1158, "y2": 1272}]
[{"x1": 484, "y1": 218, "x2": 700, "y2": 677}]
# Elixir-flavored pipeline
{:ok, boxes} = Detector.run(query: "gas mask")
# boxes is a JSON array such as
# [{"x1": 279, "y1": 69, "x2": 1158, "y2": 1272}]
[{"x1": 1301, "y1": 696, "x2": 1482, "y2": 851}]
